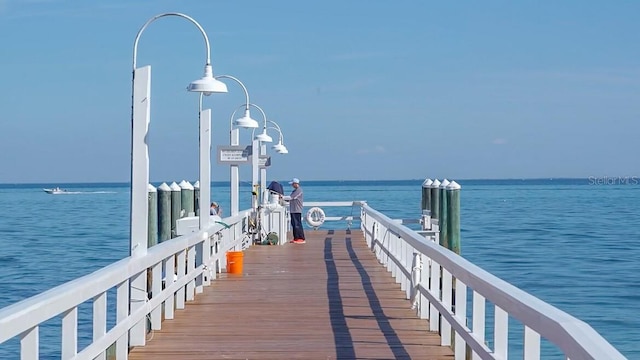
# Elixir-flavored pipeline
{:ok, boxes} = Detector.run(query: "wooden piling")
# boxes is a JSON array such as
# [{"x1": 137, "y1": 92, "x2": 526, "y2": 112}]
[
  {"x1": 439, "y1": 179, "x2": 450, "y2": 249},
  {"x1": 148, "y1": 184, "x2": 158, "y2": 248},
  {"x1": 170, "y1": 182, "x2": 181, "y2": 238},
  {"x1": 446, "y1": 181, "x2": 461, "y2": 254},
  {"x1": 179, "y1": 180, "x2": 195, "y2": 217},
  {"x1": 421, "y1": 178, "x2": 432, "y2": 213},
  {"x1": 157, "y1": 182, "x2": 172, "y2": 243},
  {"x1": 193, "y1": 181, "x2": 200, "y2": 216},
  {"x1": 430, "y1": 179, "x2": 441, "y2": 220}
]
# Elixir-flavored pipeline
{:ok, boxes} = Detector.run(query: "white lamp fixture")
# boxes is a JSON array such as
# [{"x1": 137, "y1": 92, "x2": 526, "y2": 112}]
[
  {"x1": 255, "y1": 128, "x2": 273, "y2": 143},
  {"x1": 214, "y1": 75, "x2": 259, "y2": 128},
  {"x1": 267, "y1": 124, "x2": 288, "y2": 154},
  {"x1": 234, "y1": 108, "x2": 259, "y2": 128},
  {"x1": 188, "y1": 64, "x2": 228, "y2": 95}
]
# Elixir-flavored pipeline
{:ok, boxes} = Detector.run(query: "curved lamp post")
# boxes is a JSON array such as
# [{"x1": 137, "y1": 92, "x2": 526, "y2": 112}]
[
  {"x1": 268, "y1": 120, "x2": 288, "y2": 154},
  {"x1": 205, "y1": 76, "x2": 259, "y2": 217},
  {"x1": 250, "y1": 119, "x2": 288, "y2": 204},
  {"x1": 129, "y1": 12, "x2": 226, "y2": 348}
]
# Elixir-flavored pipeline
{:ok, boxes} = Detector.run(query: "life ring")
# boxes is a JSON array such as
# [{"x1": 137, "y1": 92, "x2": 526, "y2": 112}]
[{"x1": 305, "y1": 207, "x2": 326, "y2": 228}]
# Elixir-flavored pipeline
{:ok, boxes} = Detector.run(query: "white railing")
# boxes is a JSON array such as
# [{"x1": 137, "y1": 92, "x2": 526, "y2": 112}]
[
  {"x1": 3, "y1": 200, "x2": 624, "y2": 359},
  {"x1": 360, "y1": 203, "x2": 626, "y2": 360},
  {"x1": 0, "y1": 210, "x2": 253, "y2": 360}
]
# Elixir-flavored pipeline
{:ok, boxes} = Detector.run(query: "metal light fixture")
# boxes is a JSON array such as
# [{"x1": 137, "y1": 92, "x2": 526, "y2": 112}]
[
  {"x1": 234, "y1": 109, "x2": 259, "y2": 128},
  {"x1": 254, "y1": 128, "x2": 273, "y2": 143},
  {"x1": 188, "y1": 64, "x2": 228, "y2": 95}
]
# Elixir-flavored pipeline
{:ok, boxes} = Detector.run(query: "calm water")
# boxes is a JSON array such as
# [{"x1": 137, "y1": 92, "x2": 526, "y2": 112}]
[{"x1": 0, "y1": 179, "x2": 638, "y2": 359}]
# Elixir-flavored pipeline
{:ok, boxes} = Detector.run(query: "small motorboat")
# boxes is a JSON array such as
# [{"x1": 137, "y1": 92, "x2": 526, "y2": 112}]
[{"x1": 43, "y1": 187, "x2": 68, "y2": 194}]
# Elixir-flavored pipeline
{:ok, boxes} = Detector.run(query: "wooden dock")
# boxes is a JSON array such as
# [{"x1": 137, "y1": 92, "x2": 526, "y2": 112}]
[{"x1": 128, "y1": 229, "x2": 453, "y2": 360}]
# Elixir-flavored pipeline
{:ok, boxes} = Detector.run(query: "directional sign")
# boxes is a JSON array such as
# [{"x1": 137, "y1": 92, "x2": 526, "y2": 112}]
[
  {"x1": 259, "y1": 155, "x2": 271, "y2": 169},
  {"x1": 217, "y1": 145, "x2": 252, "y2": 165}
]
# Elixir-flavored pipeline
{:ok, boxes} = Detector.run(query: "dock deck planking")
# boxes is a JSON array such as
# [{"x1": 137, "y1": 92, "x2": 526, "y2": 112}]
[{"x1": 128, "y1": 229, "x2": 454, "y2": 359}]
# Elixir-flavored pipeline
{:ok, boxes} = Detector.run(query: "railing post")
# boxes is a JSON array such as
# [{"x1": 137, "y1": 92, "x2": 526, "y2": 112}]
[
  {"x1": 148, "y1": 184, "x2": 158, "y2": 248},
  {"x1": 446, "y1": 181, "x2": 461, "y2": 254},
  {"x1": 157, "y1": 183, "x2": 172, "y2": 243}
]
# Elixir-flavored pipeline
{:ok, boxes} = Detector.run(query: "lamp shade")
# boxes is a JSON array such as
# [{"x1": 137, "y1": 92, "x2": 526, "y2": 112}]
[
  {"x1": 234, "y1": 109, "x2": 259, "y2": 128},
  {"x1": 188, "y1": 64, "x2": 228, "y2": 95},
  {"x1": 276, "y1": 145, "x2": 288, "y2": 154},
  {"x1": 255, "y1": 129, "x2": 273, "y2": 143},
  {"x1": 272, "y1": 143, "x2": 286, "y2": 152}
]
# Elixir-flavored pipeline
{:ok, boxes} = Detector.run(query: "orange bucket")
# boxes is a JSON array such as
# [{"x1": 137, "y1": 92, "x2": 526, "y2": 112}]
[{"x1": 226, "y1": 251, "x2": 244, "y2": 274}]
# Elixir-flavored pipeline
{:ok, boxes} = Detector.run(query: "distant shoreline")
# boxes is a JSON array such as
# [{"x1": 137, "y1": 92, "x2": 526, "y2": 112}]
[{"x1": 2, "y1": 177, "x2": 638, "y2": 187}]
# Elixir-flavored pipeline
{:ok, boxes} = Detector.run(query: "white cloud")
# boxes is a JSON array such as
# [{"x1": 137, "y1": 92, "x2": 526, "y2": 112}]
[{"x1": 492, "y1": 138, "x2": 507, "y2": 145}]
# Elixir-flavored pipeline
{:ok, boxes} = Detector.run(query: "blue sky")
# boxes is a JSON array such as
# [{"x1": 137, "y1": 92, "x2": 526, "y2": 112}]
[{"x1": 0, "y1": 1, "x2": 638, "y2": 183}]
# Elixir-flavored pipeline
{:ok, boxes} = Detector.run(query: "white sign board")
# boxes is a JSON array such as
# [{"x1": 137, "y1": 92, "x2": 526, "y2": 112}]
[
  {"x1": 259, "y1": 155, "x2": 271, "y2": 169},
  {"x1": 217, "y1": 145, "x2": 252, "y2": 165}
]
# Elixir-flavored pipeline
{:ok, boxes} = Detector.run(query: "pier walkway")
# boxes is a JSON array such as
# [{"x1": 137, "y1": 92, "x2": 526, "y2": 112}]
[{"x1": 128, "y1": 229, "x2": 453, "y2": 359}]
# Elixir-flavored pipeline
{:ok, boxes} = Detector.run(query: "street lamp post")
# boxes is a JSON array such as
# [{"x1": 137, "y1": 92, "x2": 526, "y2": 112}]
[
  {"x1": 261, "y1": 120, "x2": 287, "y2": 203},
  {"x1": 211, "y1": 76, "x2": 259, "y2": 216},
  {"x1": 129, "y1": 12, "x2": 226, "y2": 348},
  {"x1": 249, "y1": 104, "x2": 272, "y2": 211}
]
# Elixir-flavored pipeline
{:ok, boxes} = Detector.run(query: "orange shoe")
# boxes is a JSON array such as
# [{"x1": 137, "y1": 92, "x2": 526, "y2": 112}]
[{"x1": 292, "y1": 239, "x2": 306, "y2": 244}]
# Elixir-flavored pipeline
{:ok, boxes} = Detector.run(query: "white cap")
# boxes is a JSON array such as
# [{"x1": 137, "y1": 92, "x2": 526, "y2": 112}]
[{"x1": 289, "y1": 178, "x2": 300, "y2": 184}]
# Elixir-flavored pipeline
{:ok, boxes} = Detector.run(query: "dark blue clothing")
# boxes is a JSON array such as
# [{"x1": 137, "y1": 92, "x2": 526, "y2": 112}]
[{"x1": 291, "y1": 212, "x2": 305, "y2": 240}]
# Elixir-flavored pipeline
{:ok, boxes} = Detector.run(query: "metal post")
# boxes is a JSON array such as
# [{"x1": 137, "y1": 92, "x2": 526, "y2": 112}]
[
  {"x1": 129, "y1": 65, "x2": 151, "y2": 346},
  {"x1": 230, "y1": 127, "x2": 240, "y2": 216},
  {"x1": 251, "y1": 138, "x2": 259, "y2": 211},
  {"x1": 197, "y1": 108, "x2": 212, "y2": 289},
  {"x1": 260, "y1": 142, "x2": 267, "y2": 204}
]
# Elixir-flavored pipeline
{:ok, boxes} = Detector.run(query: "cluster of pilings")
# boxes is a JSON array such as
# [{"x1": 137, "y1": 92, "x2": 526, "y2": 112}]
[
  {"x1": 147, "y1": 180, "x2": 205, "y2": 247},
  {"x1": 421, "y1": 178, "x2": 461, "y2": 254}
]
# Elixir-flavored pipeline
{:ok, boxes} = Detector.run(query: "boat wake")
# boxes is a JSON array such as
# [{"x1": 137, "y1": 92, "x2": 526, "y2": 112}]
[{"x1": 43, "y1": 188, "x2": 117, "y2": 195}]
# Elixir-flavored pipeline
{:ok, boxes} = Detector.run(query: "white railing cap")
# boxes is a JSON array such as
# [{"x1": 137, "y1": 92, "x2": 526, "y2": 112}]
[
  {"x1": 422, "y1": 178, "x2": 433, "y2": 187},
  {"x1": 170, "y1": 182, "x2": 181, "y2": 191},
  {"x1": 148, "y1": 183, "x2": 157, "y2": 192},
  {"x1": 431, "y1": 179, "x2": 441, "y2": 187},
  {"x1": 157, "y1": 182, "x2": 171, "y2": 191},
  {"x1": 439, "y1": 179, "x2": 450, "y2": 188}
]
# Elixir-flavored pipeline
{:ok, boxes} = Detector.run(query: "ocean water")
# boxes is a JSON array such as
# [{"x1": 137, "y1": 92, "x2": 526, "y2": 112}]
[{"x1": 0, "y1": 179, "x2": 638, "y2": 359}]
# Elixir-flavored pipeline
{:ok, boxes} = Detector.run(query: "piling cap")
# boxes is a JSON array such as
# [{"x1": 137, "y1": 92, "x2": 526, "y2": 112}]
[
  {"x1": 170, "y1": 182, "x2": 181, "y2": 191},
  {"x1": 158, "y1": 182, "x2": 172, "y2": 191},
  {"x1": 440, "y1": 179, "x2": 450, "y2": 188},
  {"x1": 431, "y1": 179, "x2": 441, "y2": 187},
  {"x1": 193, "y1": 181, "x2": 200, "y2": 189},
  {"x1": 147, "y1": 183, "x2": 157, "y2": 192},
  {"x1": 179, "y1": 180, "x2": 194, "y2": 190},
  {"x1": 446, "y1": 181, "x2": 461, "y2": 190},
  {"x1": 422, "y1": 179, "x2": 433, "y2": 187}
]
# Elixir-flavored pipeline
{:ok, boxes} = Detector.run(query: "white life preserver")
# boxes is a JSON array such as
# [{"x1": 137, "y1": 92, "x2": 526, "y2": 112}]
[{"x1": 305, "y1": 207, "x2": 326, "y2": 228}]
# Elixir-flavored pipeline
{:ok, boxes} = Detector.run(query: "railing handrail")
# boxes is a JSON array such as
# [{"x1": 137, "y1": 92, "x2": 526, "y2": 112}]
[
  {"x1": 0, "y1": 210, "x2": 251, "y2": 346},
  {"x1": 361, "y1": 203, "x2": 625, "y2": 359}
]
